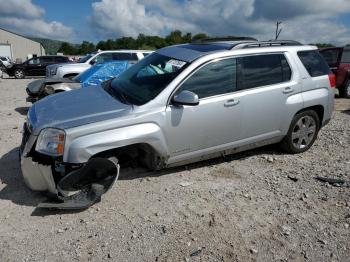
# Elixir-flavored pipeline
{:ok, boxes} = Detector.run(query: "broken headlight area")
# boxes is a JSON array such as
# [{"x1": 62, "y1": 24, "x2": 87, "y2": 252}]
[{"x1": 26, "y1": 149, "x2": 119, "y2": 210}]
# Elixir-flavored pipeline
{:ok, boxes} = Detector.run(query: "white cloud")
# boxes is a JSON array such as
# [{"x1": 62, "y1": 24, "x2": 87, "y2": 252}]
[
  {"x1": 0, "y1": 0, "x2": 73, "y2": 41},
  {"x1": 90, "y1": 0, "x2": 350, "y2": 44},
  {"x1": 91, "y1": 0, "x2": 197, "y2": 38},
  {"x1": 0, "y1": 0, "x2": 44, "y2": 19}
]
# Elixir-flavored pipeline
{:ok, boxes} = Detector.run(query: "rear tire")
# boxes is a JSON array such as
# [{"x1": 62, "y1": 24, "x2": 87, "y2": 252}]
[
  {"x1": 280, "y1": 110, "x2": 320, "y2": 154},
  {"x1": 14, "y1": 69, "x2": 25, "y2": 79},
  {"x1": 339, "y1": 81, "x2": 350, "y2": 98}
]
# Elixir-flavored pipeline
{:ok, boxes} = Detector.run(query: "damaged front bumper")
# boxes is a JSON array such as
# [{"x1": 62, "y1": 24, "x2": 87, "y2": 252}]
[{"x1": 20, "y1": 125, "x2": 120, "y2": 210}]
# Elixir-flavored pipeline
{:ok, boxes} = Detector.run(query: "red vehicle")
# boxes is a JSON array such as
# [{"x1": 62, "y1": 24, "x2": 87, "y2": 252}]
[{"x1": 320, "y1": 46, "x2": 350, "y2": 98}]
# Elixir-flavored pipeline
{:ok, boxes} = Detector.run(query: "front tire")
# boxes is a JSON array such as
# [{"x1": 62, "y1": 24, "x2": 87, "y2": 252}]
[
  {"x1": 340, "y1": 81, "x2": 350, "y2": 98},
  {"x1": 280, "y1": 110, "x2": 320, "y2": 154},
  {"x1": 14, "y1": 69, "x2": 25, "y2": 79}
]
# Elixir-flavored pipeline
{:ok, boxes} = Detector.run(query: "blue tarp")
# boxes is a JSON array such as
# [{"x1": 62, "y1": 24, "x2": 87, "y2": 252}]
[{"x1": 77, "y1": 61, "x2": 131, "y2": 88}]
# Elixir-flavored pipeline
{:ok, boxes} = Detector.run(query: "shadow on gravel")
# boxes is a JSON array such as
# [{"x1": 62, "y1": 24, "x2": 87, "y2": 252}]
[
  {"x1": 0, "y1": 144, "x2": 281, "y2": 216},
  {"x1": 31, "y1": 207, "x2": 86, "y2": 217},
  {"x1": 342, "y1": 110, "x2": 350, "y2": 116},
  {"x1": 119, "y1": 144, "x2": 281, "y2": 181},
  {"x1": 0, "y1": 147, "x2": 44, "y2": 207},
  {"x1": 15, "y1": 107, "x2": 29, "y2": 116}
]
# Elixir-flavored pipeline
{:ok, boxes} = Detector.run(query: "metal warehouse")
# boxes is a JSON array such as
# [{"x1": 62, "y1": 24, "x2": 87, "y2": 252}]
[{"x1": 0, "y1": 27, "x2": 45, "y2": 63}]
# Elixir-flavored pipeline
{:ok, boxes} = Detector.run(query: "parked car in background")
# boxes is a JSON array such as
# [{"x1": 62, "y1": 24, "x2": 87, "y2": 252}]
[
  {"x1": 6, "y1": 55, "x2": 70, "y2": 79},
  {"x1": 320, "y1": 46, "x2": 350, "y2": 98},
  {"x1": 20, "y1": 40, "x2": 334, "y2": 209},
  {"x1": 26, "y1": 61, "x2": 131, "y2": 102},
  {"x1": 46, "y1": 50, "x2": 152, "y2": 79},
  {"x1": 0, "y1": 56, "x2": 12, "y2": 68}
]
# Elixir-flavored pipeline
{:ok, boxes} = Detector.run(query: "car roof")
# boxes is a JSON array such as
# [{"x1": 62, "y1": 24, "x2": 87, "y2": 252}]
[
  {"x1": 157, "y1": 40, "x2": 303, "y2": 63},
  {"x1": 98, "y1": 50, "x2": 153, "y2": 53},
  {"x1": 157, "y1": 43, "x2": 235, "y2": 62}
]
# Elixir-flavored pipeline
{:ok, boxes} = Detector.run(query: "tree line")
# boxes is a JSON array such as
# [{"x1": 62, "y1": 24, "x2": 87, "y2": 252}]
[
  {"x1": 57, "y1": 30, "x2": 337, "y2": 55},
  {"x1": 58, "y1": 31, "x2": 208, "y2": 55}
]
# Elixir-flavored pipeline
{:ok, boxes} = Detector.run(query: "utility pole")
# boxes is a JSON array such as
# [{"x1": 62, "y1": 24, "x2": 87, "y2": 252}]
[{"x1": 275, "y1": 21, "x2": 282, "y2": 40}]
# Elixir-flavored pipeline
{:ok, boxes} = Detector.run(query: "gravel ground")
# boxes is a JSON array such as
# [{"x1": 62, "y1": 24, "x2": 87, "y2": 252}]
[{"x1": 0, "y1": 78, "x2": 349, "y2": 262}]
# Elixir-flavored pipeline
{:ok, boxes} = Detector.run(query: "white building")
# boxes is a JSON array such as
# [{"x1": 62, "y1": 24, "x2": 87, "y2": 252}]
[{"x1": 0, "y1": 27, "x2": 45, "y2": 63}]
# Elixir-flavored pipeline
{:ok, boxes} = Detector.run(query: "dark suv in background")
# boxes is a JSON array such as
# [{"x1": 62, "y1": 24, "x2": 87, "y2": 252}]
[
  {"x1": 320, "y1": 46, "x2": 350, "y2": 98},
  {"x1": 6, "y1": 55, "x2": 70, "y2": 79}
]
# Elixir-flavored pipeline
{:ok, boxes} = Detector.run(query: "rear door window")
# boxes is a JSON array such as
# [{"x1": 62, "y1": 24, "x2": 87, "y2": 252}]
[
  {"x1": 298, "y1": 50, "x2": 330, "y2": 77},
  {"x1": 55, "y1": 56, "x2": 68, "y2": 63},
  {"x1": 238, "y1": 54, "x2": 291, "y2": 90},
  {"x1": 40, "y1": 57, "x2": 53, "y2": 64}
]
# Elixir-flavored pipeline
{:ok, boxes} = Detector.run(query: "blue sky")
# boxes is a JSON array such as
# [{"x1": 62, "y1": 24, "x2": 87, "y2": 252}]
[{"x1": 1, "y1": 0, "x2": 350, "y2": 44}]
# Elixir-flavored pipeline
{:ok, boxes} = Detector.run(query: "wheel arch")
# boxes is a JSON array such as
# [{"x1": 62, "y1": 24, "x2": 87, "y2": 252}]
[
  {"x1": 295, "y1": 105, "x2": 324, "y2": 124},
  {"x1": 89, "y1": 143, "x2": 165, "y2": 170},
  {"x1": 63, "y1": 122, "x2": 169, "y2": 168}
]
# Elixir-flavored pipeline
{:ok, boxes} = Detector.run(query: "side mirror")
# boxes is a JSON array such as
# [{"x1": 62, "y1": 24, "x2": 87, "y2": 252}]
[
  {"x1": 172, "y1": 90, "x2": 199, "y2": 106},
  {"x1": 89, "y1": 59, "x2": 96, "y2": 65}
]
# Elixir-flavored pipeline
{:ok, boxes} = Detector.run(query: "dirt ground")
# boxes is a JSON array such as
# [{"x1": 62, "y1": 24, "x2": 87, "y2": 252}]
[{"x1": 0, "y1": 77, "x2": 349, "y2": 262}]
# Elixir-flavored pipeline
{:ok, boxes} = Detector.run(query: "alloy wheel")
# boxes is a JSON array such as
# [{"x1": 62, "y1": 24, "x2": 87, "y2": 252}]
[
  {"x1": 291, "y1": 116, "x2": 316, "y2": 149},
  {"x1": 15, "y1": 70, "x2": 24, "y2": 78}
]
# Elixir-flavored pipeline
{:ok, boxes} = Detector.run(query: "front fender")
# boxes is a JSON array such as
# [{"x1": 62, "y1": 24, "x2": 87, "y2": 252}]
[{"x1": 64, "y1": 123, "x2": 168, "y2": 163}]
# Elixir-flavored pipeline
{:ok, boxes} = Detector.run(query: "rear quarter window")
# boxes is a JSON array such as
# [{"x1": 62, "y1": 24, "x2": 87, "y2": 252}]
[
  {"x1": 341, "y1": 49, "x2": 350, "y2": 63},
  {"x1": 298, "y1": 50, "x2": 330, "y2": 77}
]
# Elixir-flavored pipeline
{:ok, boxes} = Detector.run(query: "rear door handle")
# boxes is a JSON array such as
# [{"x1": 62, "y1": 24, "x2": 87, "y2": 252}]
[
  {"x1": 224, "y1": 99, "x2": 240, "y2": 107},
  {"x1": 283, "y1": 87, "x2": 294, "y2": 94}
]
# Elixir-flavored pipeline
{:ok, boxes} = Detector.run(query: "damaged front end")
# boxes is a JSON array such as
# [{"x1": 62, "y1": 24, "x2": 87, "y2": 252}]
[{"x1": 20, "y1": 123, "x2": 119, "y2": 210}]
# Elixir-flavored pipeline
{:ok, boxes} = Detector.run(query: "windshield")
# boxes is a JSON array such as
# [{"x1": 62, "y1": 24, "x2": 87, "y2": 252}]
[
  {"x1": 79, "y1": 53, "x2": 95, "y2": 63},
  {"x1": 109, "y1": 53, "x2": 188, "y2": 105}
]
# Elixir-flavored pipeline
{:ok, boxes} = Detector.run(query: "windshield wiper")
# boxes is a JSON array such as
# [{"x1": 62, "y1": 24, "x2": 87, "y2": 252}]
[
  {"x1": 104, "y1": 81, "x2": 133, "y2": 107},
  {"x1": 117, "y1": 89, "x2": 132, "y2": 106}
]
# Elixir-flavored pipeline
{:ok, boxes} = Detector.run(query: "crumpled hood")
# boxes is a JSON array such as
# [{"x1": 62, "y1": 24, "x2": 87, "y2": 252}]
[
  {"x1": 27, "y1": 78, "x2": 76, "y2": 95},
  {"x1": 28, "y1": 86, "x2": 131, "y2": 134}
]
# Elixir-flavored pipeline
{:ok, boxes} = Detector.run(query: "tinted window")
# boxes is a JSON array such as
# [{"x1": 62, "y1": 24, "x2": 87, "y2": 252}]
[
  {"x1": 113, "y1": 53, "x2": 138, "y2": 61},
  {"x1": 238, "y1": 54, "x2": 291, "y2": 90},
  {"x1": 95, "y1": 53, "x2": 114, "y2": 63},
  {"x1": 79, "y1": 54, "x2": 94, "y2": 63},
  {"x1": 177, "y1": 58, "x2": 236, "y2": 99},
  {"x1": 55, "y1": 56, "x2": 67, "y2": 62},
  {"x1": 320, "y1": 49, "x2": 339, "y2": 65},
  {"x1": 298, "y1": 50, "x2": 330, "y2": 77},
  {"x1": 341, "y1": 49, "x2": 350, "y2": 63},
  {"x1": 28, "y1": 58, "x2": 41, "y2": 65},
  {"x1": 143, "y1": 53, "x2": 151, "y2": 57},
  {"x1": 40, "y1": 57, "x2": 53, "y2": 63}
]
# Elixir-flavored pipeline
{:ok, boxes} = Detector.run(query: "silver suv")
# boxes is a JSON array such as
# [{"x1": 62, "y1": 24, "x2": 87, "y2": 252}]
[
  {"x1": 46, "y1": 50, "x2": 152, "y2": 79},
  {"x1": 20, "y1": 40, "x2": 335, "y2": 209}
]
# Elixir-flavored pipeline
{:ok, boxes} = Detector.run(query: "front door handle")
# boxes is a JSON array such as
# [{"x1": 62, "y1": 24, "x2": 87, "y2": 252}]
[
  {"x1": 224, "y1": 99, "x2": 240, "y2": 107},
  {"x1": 283, "y1": 87, "x2": 294, "y2": 94}
]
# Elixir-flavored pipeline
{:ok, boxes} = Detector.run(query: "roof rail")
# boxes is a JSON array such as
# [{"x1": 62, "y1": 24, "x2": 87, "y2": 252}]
[
  {"x1": 193, "y1": 36, "x2": 257, "y2": 43},
  {"x1": 232, "y1": 40, "x2": 302, "y2": 49}
]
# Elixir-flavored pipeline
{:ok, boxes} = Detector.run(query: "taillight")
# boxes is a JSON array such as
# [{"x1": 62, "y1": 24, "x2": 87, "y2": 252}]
[{"x1": 328, "y1": 73, "x2": 336, "y2": 89}]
